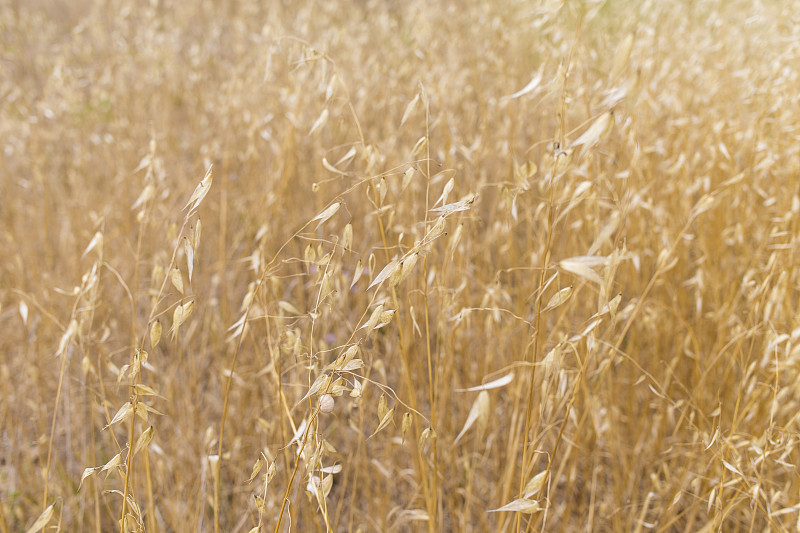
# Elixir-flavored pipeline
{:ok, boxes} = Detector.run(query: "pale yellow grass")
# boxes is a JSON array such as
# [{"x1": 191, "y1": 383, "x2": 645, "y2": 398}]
[{"x1": 2, "y1": 0, "x2": 800, "y2": 532}]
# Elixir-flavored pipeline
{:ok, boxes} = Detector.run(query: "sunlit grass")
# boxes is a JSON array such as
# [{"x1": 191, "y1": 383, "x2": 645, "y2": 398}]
[{"x1": 2, "y1": 1, "x2": 800, "y2": 532}]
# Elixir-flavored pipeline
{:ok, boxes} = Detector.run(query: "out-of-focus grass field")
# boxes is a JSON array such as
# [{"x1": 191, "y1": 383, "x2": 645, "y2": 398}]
[{"x1": 2, "y1": 0, "x2": 800, "y2": 531}]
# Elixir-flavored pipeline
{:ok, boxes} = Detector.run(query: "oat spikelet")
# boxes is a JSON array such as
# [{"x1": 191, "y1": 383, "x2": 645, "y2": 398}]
[{"x1": 184, "y1": 165, "x2": 213, "y2": 212}]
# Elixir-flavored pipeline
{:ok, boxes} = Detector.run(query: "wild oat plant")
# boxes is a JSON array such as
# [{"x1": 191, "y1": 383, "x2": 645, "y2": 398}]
[{"x1": 2, "y1": 0, "x2": 800, "y2": 531}]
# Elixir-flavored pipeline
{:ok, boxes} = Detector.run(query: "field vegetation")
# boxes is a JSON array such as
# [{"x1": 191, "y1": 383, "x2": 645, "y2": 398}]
[{"x1": 2, "y1": 0, "x2": 800, "y2": 531}]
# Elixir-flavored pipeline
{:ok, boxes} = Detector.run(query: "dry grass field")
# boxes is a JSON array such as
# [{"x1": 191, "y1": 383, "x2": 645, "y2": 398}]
[{"x1": 2, "y1": 0, "x2": 800, "y2": 531}]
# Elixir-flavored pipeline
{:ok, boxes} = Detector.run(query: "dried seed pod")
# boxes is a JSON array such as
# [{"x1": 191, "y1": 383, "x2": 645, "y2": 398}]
[{"x1": 319, "y1": 394, "x2": 335, "y2": 413}]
